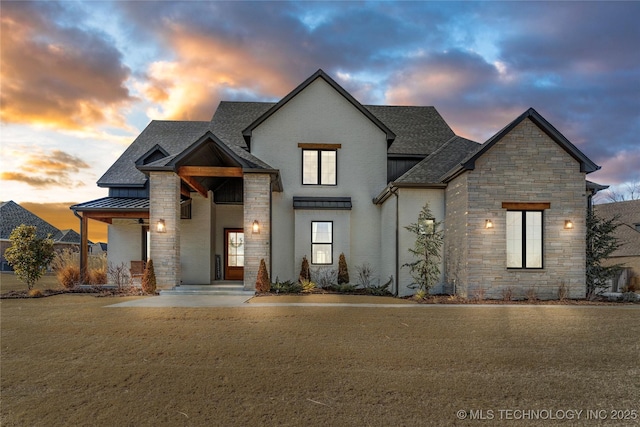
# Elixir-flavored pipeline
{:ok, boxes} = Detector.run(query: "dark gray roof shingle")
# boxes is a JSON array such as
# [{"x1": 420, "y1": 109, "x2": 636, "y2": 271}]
[
  {"x1": 70, "y1": 197, "x2": 150, "y2": 211},
  {"x1": 0, "y1": 201, "x2": 79, "y2": 243},
  {"x1": 98, "y1": 121, "x2": 212, "y2": 187},
  {"x1": 365, "y1": 105, "x2": 455, "y2": 156},
  {"x1": 395, "y1": 136, "x2": 480, "y2": 184}
]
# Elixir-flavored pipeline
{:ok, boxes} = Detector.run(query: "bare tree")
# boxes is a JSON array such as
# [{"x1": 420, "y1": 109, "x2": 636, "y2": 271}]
[{"x1": 600, "y1": 180, "x2": 640, "y2": 203}]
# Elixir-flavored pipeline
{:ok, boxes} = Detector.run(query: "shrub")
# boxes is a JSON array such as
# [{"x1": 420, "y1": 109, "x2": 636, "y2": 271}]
[
  {"x1": 141, "y1": 259, "x2": 157, "y2": 294},
  {"x1": 355, "y1": 263, "x2": 378, "y2": 289},
  {"x1": 88, "y1": 268, "x2": 107, "y2": 286},
  {"x1": 471, "y1": 286, "x2": 486, "y2": 301},
  {"x1": 107, "y1": 262, "x2": 131, "y2": 291},
  {"x1": 557, "y1": 282, "x2": 569, "y2": 300},
  {"x1": 57, "y1": 265, "x2": 81, "y2": 289},
  {"x1": 4, "y1": 225, "x2": 55, "y2": 290},
  {"x1": 332, "y1": 283, "x2": 357, "y2": 293},
  {"x1": 364, "y1": 276, "x2": 393, "y2": 296},
  {"x1": 524, "y1": 287, "x2": 538, "y2": 301},
  {"x1": 299, "y1": 256, "x2": 310, "y2": 283},
  {"x1": 338, "y1": 253, "x2": 349, "y2": 284},
  {"x1": 300, "y1": 279, "x2": 316, "y2": 293},
  {"x1": 28, "y1": 289, "x2": 43, "y2": 298},
  {"x1": 271, "y1": 280, "x2": 302, "y2": 294},
  {"x1": 415, "y1": 289, "x2": 427, "y2": 300},
  {"x1": 312, "y1": 267, "x2": 337, "y2": 289},
  {"x1": 255, "y1": 258, "x2": 270, "y2": 293},
  {"x1": 501, "y1": 286, "x2": 514, "y2": 301}
]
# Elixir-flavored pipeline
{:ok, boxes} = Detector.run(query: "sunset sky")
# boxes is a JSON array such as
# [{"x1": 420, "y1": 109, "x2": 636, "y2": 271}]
[{"x1": 1, "y1": 1, "x2": 639, "y2": 243}]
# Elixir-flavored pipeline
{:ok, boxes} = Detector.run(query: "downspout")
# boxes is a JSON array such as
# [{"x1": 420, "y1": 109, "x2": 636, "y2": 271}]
[{"x1": 391, "y1": 186, "x2": 400, "y2": 297}]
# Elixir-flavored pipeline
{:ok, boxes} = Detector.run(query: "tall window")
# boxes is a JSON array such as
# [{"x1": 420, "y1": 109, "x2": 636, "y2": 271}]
[
  {"x1": 311, "y1": 221, "x2": 333, "y2": 264},
  {"x1": 506, "y1": 211, "x2": 543, "y2": 268},
  {"x1": 303, "y1": 150, "x2": 336, "y2": 185}
]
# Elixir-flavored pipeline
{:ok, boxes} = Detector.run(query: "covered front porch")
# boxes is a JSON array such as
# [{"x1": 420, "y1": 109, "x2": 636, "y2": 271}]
[{"x1": 72, "y1": 132, "x2": 282, "y2": 291}]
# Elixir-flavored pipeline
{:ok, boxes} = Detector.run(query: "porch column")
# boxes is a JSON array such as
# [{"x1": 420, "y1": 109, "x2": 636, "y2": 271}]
[
  {"x1": 243, "y1": 173, "x2": 271, "y2": 291},
  {"x1": 150, "y1": 171, "x2": 181, "y2": 289}
]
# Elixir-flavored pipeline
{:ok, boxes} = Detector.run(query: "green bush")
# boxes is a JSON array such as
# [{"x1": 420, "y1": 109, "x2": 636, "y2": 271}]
[
  {"x1": 4, "y1": 225, "x2": 55, "y2": 290},
  {"x1": 271, "y1": 280, "x2": 302, "y2": 294}
]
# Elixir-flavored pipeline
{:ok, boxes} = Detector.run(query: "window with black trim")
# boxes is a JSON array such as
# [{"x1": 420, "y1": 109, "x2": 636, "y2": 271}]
[
  {"x1": 506, "y1": 211, "x2": 543, "y2": 269},
  {"x1": 311, "y1": 221, "x2": 333, "y2": 264},
  {"x1": 302, "y1": 150, "x2": 336, "y2": 185}
]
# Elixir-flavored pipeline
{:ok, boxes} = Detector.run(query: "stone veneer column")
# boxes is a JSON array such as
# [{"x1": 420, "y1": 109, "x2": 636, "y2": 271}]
[
  {"x1": 243, "y1": 173, "x2": 271, "y2": 291},
  {"x1": 149, "y1": 171, "x2": 181, "y2": 289}
]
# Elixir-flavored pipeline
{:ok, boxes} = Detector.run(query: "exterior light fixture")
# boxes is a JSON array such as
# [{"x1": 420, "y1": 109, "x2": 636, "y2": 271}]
[
  {"x1": 564, "y1": 220, "x2": 573, "y2": 229},
  {"x1": 157, "y1": 219, "x2": 166, "y2": 233},
  {"x1": 252, "y1": 220, "x2": 260, "y2": 234},
  {"x1": 420, "y1": 218, "x2": 435, "y2": 235},
  {"x1": 485, "y1": 219, "x2": 494, "y2": 229}
]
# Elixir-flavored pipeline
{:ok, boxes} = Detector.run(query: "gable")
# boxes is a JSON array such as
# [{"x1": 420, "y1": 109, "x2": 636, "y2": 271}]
[
  {"x1": 242, "y1": 69, "x2": 395, "y2": 149},
  {"x1": 443, "y1": 108, "x2": 600, "y2": 182}
]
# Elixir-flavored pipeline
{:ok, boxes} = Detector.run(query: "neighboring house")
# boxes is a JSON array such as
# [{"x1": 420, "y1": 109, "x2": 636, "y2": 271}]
[
  {"x1": 0, "y1": 201, "x2": 82, "y2": 271},
  {"x1": 89, "y1": 242, "x2": 108, "y2": 256},
  {"x1": 72, "y1": 69, "x2": 603, "y2": 298},
  {"x1": 594, "y1": 200, "x2": 640, "y2": 291}
]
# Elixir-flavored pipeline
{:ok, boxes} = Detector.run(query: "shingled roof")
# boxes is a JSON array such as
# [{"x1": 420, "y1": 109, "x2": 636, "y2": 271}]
[
  {"x1": 98, "y1": 121, "x2": 212, "y2": 187},
  {"x1": 395, "y1": 135, "x2": 480, "y2": 184},
  {"x1": 595, "y1": 200, "x2": 640, "y2": 258},
  {"x1": 0, "y1": 201, "x2": 81, "y2": 243},
  {"x1": 365, "y1": 105, "x2": 455, "y2": 156}
]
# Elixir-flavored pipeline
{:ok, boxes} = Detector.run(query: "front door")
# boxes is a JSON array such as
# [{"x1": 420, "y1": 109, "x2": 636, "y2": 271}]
[{"x1": 224, "y1": 229, "x2": 244, "y2": 280}]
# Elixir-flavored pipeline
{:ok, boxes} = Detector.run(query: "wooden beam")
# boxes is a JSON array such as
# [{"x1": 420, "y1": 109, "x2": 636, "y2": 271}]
[
  {"x1": 82, "y1": 211, "x2": 149, "y2": 221},
  {"x1": 179, "y1": 174, "x2": 208, "y2": 198},
  {"x1": 178, "y1": 166, "x2": 243, "y2": 178},
  {"x1": 181, "y1": 182, "x2": 191, "y2": 198},
  {"x1": 297, "y1": 143, "x2": 342, "y2": 150},
  {"x1": 502, "y1": 202, "x2": 551, "y2": 210}
]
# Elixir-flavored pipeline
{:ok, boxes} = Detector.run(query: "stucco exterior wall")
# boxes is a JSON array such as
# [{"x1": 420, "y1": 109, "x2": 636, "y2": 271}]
[
  {"x1": 293, "y1": 209, "x2": 351, "y2": 279},
  {"x1": 379, "y1": 194, "x2": 397, "y2": 294},
  {"x1": 397, "y1": 188, "x2": 445, "y2": 296},
  {"x1": 107, "y1": 220, "x2": 143, "y2": 281},
  {"x1": 179, "y1": 193, "x2": 212, "y2": 285},
  {"x1": 450, "y1": 118, "x2": 588, "y2": 299},
  {"x1": 250, "y1": 78, "x2": 388, "y2": 282}
]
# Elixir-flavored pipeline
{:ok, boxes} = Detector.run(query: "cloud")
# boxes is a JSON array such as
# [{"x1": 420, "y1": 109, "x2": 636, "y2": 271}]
[
  {"x1": 0, "y1": 172, "x2": 60, "y2": 188},
  {"x1": 0, "y1": 2, "x2": 135, "y2": 130},
  {"x1": 1, "y1": 148, "x2": 91, "y2": 189}
]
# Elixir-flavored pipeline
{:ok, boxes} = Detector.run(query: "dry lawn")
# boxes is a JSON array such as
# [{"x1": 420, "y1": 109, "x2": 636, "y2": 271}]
[{"x1": 1, "y1": 292, "x2": 639, "y2": 426}]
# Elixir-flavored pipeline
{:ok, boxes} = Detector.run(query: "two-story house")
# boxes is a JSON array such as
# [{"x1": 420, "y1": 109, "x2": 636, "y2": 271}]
[{"x1": 72, "y1": 69, "x2": 602, "y2": 298}]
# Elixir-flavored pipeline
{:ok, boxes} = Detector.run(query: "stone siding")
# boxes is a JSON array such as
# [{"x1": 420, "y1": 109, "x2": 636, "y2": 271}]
[
  {"x1": 447, "y1": 118, "x2": 587, "y2": 299},
  {"x1": 149, "y1": 172, "x2": 181, "y2": 289},
  {"x1": 243, "y1": 173, "x2": 271, "y2": 291},
  {"x1": 444, "y1": 173, "x2": 469, "y2": 296}
]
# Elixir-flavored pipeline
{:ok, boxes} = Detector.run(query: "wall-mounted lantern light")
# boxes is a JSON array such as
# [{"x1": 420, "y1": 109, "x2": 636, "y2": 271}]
[
  {"x1": 485, "y1": 219, "x2": 494, "y2": 229},
  {"x1": 252, "y1": 220, "x2": 260, "y2": 234},
  {"x1": 157, "y1": 219, "x2": 166, "y2": 233},
  {"x1": 564, "y1": 220, "x2": 573, "y2": 229},
  {"x1": 420, "y1": 218, "x2": 435, "y2": 235}
]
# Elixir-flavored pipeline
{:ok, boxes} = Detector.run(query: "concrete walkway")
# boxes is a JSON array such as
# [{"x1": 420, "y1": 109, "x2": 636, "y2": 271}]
[{"x1": 105, "y1": 295, "x2": 424, "y2": 308}]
